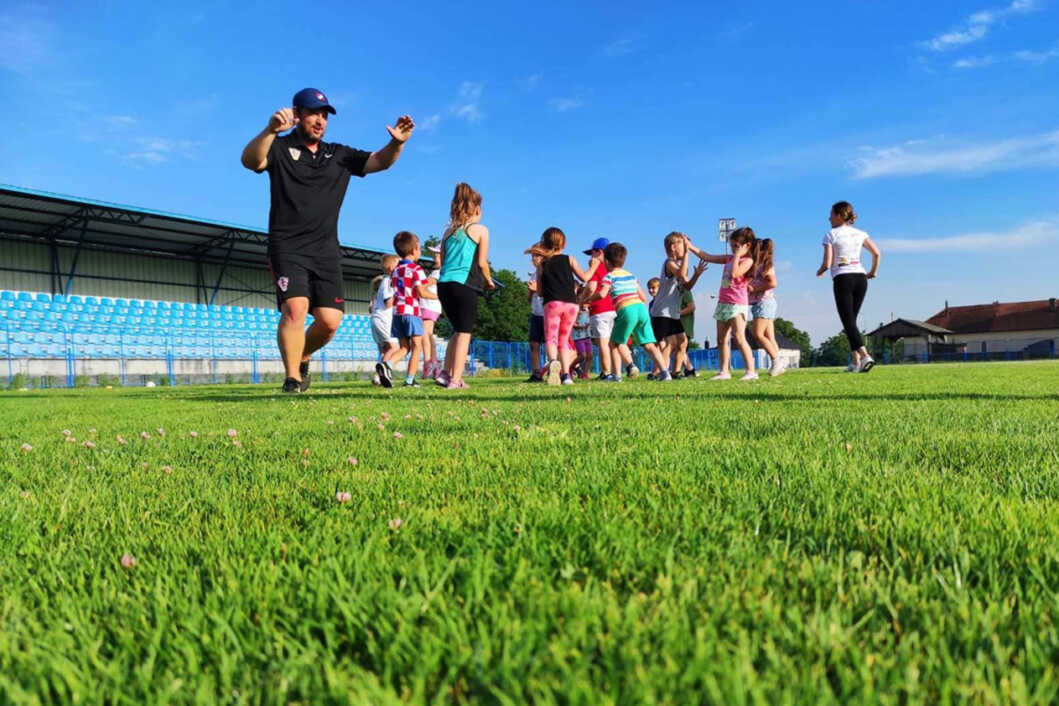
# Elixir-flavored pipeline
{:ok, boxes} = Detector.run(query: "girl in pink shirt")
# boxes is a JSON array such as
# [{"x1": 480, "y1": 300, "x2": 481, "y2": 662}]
[{"x1": 699, "y1": 227, "x2": 758, "y2": 381}]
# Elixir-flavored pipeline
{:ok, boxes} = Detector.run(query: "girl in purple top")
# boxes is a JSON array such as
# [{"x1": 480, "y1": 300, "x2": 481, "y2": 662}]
[{"x1": 699, "y1": 227, "x2": 759, "y2": 381}]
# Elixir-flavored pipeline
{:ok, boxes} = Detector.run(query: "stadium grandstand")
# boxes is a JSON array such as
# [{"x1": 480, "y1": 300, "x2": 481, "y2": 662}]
[{"x1": 0, "y1": 184, "x2": 422, "y2": 385}]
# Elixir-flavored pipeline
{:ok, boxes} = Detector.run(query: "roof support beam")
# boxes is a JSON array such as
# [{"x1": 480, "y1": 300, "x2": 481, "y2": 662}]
[
  {"x1": 63, "y1": 220, "x2": 90, "y2": 296},
  {"x1": 209, "y1": 240, "x2": 236, "y2": 306}
]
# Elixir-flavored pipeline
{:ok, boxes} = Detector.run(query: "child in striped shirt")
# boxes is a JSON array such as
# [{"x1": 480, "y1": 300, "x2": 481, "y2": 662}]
[
  {"x1": 376, "y1": 231, "x2": 437, "y2": 388},
  {"x1": 580, "y1": 243, "x2": 672, "y2": 382}
]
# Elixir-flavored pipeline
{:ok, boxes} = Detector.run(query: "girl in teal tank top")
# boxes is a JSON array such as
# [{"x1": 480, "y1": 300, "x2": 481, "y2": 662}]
[{"x1": 438, "y1": 226, "x2": 484, "y2": 291}]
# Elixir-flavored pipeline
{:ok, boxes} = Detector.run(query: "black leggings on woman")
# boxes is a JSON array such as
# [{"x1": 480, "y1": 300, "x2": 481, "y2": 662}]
[{"x1": 832, "y1": 273, "x2": 868, "y2": 350}]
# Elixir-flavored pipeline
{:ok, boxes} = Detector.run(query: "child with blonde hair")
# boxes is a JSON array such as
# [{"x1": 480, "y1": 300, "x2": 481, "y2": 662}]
[
  {"x1": 699, "y1": 227, "x2": 759, "y2": 381},
  {"x1": 649, "y1": 232, "x2": 708, "y2": 377},
  {"x1": 527, "y1": 227, "x2": 591, "y2": 385},
  {"x1": 435, "y1": 183, "x2": 495, "y2": 389},
  {"x1": 369, "y1": 254, "x2": 399, "y2": 384}
]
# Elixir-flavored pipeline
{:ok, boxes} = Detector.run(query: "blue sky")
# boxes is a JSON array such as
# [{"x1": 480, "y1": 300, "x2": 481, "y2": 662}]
[{"x1": 3, "y1": 0, "x2": 1058, "y2": 343}]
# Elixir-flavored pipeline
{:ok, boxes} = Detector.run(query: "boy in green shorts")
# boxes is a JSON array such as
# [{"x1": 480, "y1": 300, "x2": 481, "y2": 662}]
[{"x1": 580, "y1": 243, "x2": 672, "y2": 382}]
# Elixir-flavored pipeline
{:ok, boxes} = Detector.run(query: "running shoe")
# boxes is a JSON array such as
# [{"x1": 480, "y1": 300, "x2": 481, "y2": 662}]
[
  {"x1": 741, "y1": 371, "x2": 760, "y2": 381},
  {"x1": 546, "y1": 359, "x2": 562, "y2": 386},
  {"x1": 435, "y1": 371, "x2": 451, "y2": 387},
  {"x1": 769, "y1": 358, "x2": 787, "y2": 377},
  {"x1": 844, "y1": 363, "x2": 857, "y2": 373},
  {"x1": 525, "y1": 372, "x2": 543, "y2": 383},
  {"x1": 683, "y1": 367, "x2": 698, "y2": 378},
  {"x1": 403, "y1": 379, "x2": 421, "y2": 388},
  {"x1": 371, "y1": 372, "x2": 381, "y2": 386},
  {"x1": 560, "y1": 374, "x2": 574, "y2": 385},
  {"x1": 625, "y1": 364, "x2": 640, "y2": 379},
  {"x1": 299, "y1": 361, "x2": 311, "y2": 392},
  {"x1": 710, "y1": 372, "x2": 732, "y2": 381},
  {"x1": 646, "y1": 372, "x2": 659, "y2": 381},
  {"x1": 858, "y1": 357, "x2": 875, "y2": 373},
  {"x1": 281, "y1": 377, "x2": 302, "y2": 394},
  {"x1": 446, "y1": 379, "x2": 469, "y2": 390},
  {"x1": 601, "y1": 374, "x2": 620, "y2": 382},
  {"x1": 657, "y1": 370, "x2": 673, "y2": 382},
  {"x1": 375, "y1": 362, "x2": 393, "y2": 388},
  {"x1": 596, "y1": 372, "x2": 609, "y2": 381}
]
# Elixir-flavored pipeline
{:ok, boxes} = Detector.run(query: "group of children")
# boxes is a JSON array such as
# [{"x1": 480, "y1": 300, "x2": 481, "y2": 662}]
[
  {"x1": 522, "y1": 227, "x2": 786, "y2": 385},
  {"x1": 365, "y1": 184, "x2": 787, "y2": 389}
]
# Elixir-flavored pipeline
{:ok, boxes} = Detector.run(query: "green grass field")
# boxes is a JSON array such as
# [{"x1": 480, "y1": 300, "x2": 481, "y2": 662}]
[{"x1": 2, "y1": 362, "x2": 1059, "y2": 704}]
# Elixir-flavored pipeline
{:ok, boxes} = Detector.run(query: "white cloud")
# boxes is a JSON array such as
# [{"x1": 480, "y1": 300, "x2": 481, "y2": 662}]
[
  {"x1": 418, "y1": 114, "x2": 441, "y2": 132},
  {"x1": 923, "y1": 0, "x2": 1041, "y2": 51},
  {"x1": 954, "y1": 42, "x2": 1059, "y2": 68},
  {"x1": 602, "y1": 37, "x2": 637, "y2": 57},
  {"x1": 122, "y1": 137, "x2": 201, "y2": 165},
  {"x1": 549, "y1": 97, "x2": 583, "y2": 112},
  {"x1": 451, "y1": 81, "x2": 484, "y2": 122},
  {"x1": 876, "y1": 219, "x2": 1059, "y2": 253},
  {"x1": 522, "y1": 73, "x2": 542, "y2": 90},
  {"x1": 850, "y1": 130, "x2": 1059, "y2": 178}
]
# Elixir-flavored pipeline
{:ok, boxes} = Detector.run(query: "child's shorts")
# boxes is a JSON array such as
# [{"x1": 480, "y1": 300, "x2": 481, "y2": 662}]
[
  {"x1": 750, "y1": 298, "x2": 777, "y2": 320},
  {"x1": 650, "y1": 316, "x2": 684, "y2": 340},
  {"x1": 421, "y1": 308, "x2": 441, "y2": 322},
  {"x1": 611, "y1": 304, "x2": 656, "y2": 346},
  {"x1": 713, "y1": 302, "x2": 749, "y2": 322},
  {"x1": 372, "y1": 316, "x2": 397, "y2": 347},
  {"x1": 589, "y1": 311, "x2": 616, "y2": 339},
  {"x1": 574, "y1": 338, "x2": 593, "y2": 355},
  {"x1": 529, "y1": 314, "x2": 544, "y2": 344},
  {"x1": 390, "y1": 314, "x2": 424, "y2": 340}
]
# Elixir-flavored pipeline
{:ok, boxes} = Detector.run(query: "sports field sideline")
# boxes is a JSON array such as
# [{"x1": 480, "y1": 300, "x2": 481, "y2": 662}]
[{"x1": 2, "y1": 361, "x2": 1059, "y2": 703}]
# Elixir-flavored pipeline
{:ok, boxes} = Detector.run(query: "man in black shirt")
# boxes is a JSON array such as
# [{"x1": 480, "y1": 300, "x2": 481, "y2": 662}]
[{"x1": 241, "y1": 87, "x2": 414, "y2": 393}]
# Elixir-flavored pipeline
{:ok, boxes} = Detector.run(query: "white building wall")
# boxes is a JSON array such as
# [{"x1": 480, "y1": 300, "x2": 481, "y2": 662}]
[{"x1": 901, "y1": 330, "x2": 1059, "y2": 356}]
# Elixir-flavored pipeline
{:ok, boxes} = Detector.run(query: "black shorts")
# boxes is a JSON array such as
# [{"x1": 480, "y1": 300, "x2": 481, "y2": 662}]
[
  {"x1": 268, "y1": 254, "x2": 345, "y2": 312},
  {"x1": 438, "y1": 281, "x2": 479, "y2": 333},
  {"x1": 529, "y1": 314, "x2": 544, "y2": 344},
  {"x1": 651, "y1": 316, "x2": 685, "y2": 340}
]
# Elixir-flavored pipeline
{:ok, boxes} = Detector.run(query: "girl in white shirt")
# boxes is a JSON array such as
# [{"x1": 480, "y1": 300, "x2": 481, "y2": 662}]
[{"x1": 816, "y1": 201, "x2": 882, "y2": 372}]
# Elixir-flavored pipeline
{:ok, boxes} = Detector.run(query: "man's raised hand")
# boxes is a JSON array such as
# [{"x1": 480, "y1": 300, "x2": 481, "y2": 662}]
[
  {"x1": 268, "y1": 107, "x2": 298, "y2": 134},
  {"x1": 386, "y1": 115, "x2": 415, "y2": 143}
]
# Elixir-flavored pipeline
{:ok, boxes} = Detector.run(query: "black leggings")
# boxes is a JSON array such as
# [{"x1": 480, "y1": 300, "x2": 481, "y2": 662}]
[
  {"x1": 437, "y1": 281, "x2": 479, "y2": 333},
  {"x1": 832, "y1": 273, "x2": 868, "y2": 350}
]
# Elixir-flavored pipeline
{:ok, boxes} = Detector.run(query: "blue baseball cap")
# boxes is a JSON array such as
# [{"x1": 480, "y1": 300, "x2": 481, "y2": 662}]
[
  {"x1": 583, "y1": 237, "x2": 609, "y2": 255},
  {"x1": 292, "y1": 87, "x2": 336, "y2": 115}
]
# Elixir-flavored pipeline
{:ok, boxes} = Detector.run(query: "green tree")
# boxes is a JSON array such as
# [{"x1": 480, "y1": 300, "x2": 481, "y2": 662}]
[
  {"x1": 812, "y1": 332, "x2": 874, "y2": 366},
  {"x1": 773, "y1": 318, "x2": 811, "y2": 360},
  {"x1": 475, "y1": 269, "x2": 530, "y2": 341}
]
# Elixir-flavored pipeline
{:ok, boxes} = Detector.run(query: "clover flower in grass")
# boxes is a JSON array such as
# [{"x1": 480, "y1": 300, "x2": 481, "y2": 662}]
[
  {"x1": 83, "y1": 440, "x2": 96, "y2": 449},
  {"x1": 227, "y1": 429, "x2": 238, "y2": 438},
  {"x1": 88, "y1": 428, "x2": 96, "y2": 435},
  {"x1": 393, "y1": 432, "x2": 403, "y2": 439},
  {"x1": 302, "y1": 448, "x2": 310, "y2": 458},
  {"x1": 65, "y1": 436, "x2": 77, "y2": 444},
  {"x1": 348, "y1": 416, "x2": 357, "y2": 424},
  {"x1": 141, "y1": 462, "x2": 149, "y2": 470},
  {"x1": 116, "y1": 435, "x2": 127, "y2": 445},
  {"x1": 347, "y1": 457, "x2": 358, "y2": 466},
  {"x1": 140, "y1": 431, "x2": 150, "y2": 440},
  {"x1": 62, "y1": 429, "x2": 72, "y2": 438},
  {"x1": 335, "y1": 491, "x2": 352, "y2": 504},
  {"x1": 377, "y1": 423, "x2": 385, "y2": 431},
  {"x1": 845, "y1": 443, "x2": 853, "y2": 453},
  {"x1": 232, "y1": 440, "x2": 242, "y2": 448},
  {"x1": 188, "y1": 431, "x2": 198, "y2": 439},
  {"x1": 120, "y1": 553, "x2": 136, "y2": 569},
  {"x1": 156, "y1": 428, "x2": 165, "y2": 437},
  {"x1": 162, "y1": 465, "x2": 173, "y2": 474},
  {"x1": 388, "y1": 517, "x2": 403, "y2": 531},
  {"x1": 19, "y1": 443, "x2": 32, "y2": 453}
]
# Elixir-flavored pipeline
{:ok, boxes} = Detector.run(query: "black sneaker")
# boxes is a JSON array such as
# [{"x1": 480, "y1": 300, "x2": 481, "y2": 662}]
[
  {"x1": 403, "y1": 379, "x2": 421, "y2": 388},
  {"x1": 525, "y1": 373, "x2": 543, "y2": 383},
  {"x1": 683, "y1": 367, "x2": 698, "y2": 378},
  {"x1": 646, "y1": 372, "x2": 658, "y2": 381},
  {"x1": 299, "y1": 361, "x2": 311, "y2": 392},
  {"x1": 375, "y1": 362, "x2": 393, "y2": 388},
  {"x1": 596, "y1": 372, "x2": 609, "y2": 381},
  {"x1": 282, "y1": 377, "x2": 302, "y2": 394}
]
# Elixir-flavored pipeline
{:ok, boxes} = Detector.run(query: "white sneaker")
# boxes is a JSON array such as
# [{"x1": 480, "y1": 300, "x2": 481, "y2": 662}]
[
  {"x1": 626, "y1": 364, "x2": 640, "y2": 379},
  {"x1": 371, "y1": 372, "x2": 381, "y2": 386},
  {"x1": 769, "y1": 358, "x2": 787, "y2": 377},
  {"x1": 844, "y1": 363, "x2": 857, "y2": 372},
  {"x1": 741, "y1": 371, "x2": 760, "y2": 381},
  {"x1": 710, "y1": 372, "x2": 732, "y2": 381},
  {"x1": 546, "y1": 359, "x2": 562, "y2": 386},
  {"x1": 657, "y1": 370, "x2": 673, "y2": 382},
  {"x1": 858, "y1": 357, "x2": 875, "y2": 373}
]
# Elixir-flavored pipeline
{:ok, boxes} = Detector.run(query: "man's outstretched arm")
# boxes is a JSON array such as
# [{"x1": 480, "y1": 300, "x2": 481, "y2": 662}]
[
  {"x1": 363, "y1": 115, "x2": 415, "y2": 174},
  {"x1": 241, "y1": 107, "x2": 296, "y2": 172}
]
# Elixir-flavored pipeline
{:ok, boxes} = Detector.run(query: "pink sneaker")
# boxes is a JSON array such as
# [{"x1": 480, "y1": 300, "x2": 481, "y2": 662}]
[
  {"x1": 435, "y1": 371, "x2": 450, "y2": 387},
  {"x1": 446, "y1": 379, "x2": 469, "y2": 390},
  {"x1": 710, "y1": 372, "x2": 731, "y2": 381},
  {"x1": 741, "y1": 371, "x2": 760, "y2": 381}
]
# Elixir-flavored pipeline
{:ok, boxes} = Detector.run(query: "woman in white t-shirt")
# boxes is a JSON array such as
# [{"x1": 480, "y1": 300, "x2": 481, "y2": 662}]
[{"x1": 816, "y1": 201, "x2": 882, "y2": 372}]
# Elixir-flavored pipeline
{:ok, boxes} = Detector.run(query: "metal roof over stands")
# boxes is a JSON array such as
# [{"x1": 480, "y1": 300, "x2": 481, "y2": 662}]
[{"x1": 0, "y1": 184, "x2": 397, "y2": 281}]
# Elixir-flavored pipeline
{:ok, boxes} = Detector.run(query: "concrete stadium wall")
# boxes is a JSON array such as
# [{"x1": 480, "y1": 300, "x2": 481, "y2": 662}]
[
  {"x1": 0, "y1": 241, "x2": 372, "y2": 314},
  {"x1": 903, "y1": 329, "x2": 1059, "y2": 356}
]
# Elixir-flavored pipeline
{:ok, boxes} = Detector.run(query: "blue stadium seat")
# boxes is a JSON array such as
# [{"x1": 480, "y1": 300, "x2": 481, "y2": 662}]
[
  {"x1": 1, "y1": 291, "x2": 13, "y2": 301},
  {"x1": 17, "y1": 292, "x2": 32, "y2": 302},
  {"x1": 36, "y1": 293, "x2": 50, "y2": 303}
]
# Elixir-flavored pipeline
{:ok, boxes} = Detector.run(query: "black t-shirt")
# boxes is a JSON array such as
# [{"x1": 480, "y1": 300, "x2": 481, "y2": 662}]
[
  {"x1": 540, "y1": 254, "x2": 577, "y2": 304},
  {"x1": 259, "y1": 131, "x2": 371, "y2": 259}
]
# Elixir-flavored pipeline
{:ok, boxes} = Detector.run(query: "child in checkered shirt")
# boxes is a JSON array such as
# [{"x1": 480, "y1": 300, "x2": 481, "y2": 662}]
[{"x1": 376, "y1": 231, "x2": 436, "y2": 388}]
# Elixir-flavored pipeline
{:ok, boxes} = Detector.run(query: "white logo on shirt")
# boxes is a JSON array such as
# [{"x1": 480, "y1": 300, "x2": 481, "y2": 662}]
[
  {"x1": 277, "y1": 277, "x2": 289, "y2": 292},
  {"x1": 288, "y1": 148, "x2": 301, "y2": 161}
]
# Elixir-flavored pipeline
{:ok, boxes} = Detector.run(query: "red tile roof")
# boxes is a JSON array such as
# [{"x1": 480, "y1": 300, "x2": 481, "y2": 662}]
[{"x1": 926, "y1": 299, "x2": 1059, "y2": 334}]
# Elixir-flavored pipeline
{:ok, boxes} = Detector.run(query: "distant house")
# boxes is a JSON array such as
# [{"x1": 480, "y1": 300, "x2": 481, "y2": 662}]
[
  {"x1": 870, "y1": 298, "x2": 1059, "y2": 360},
  {"x1": 746, "y1": 330, "x2": 802, "y2": 368}
]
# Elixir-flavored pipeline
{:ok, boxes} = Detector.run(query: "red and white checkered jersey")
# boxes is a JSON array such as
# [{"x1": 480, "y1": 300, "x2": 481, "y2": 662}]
[{"x1": 390, "y1": 259, "x2": 427, "y2": 317}]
